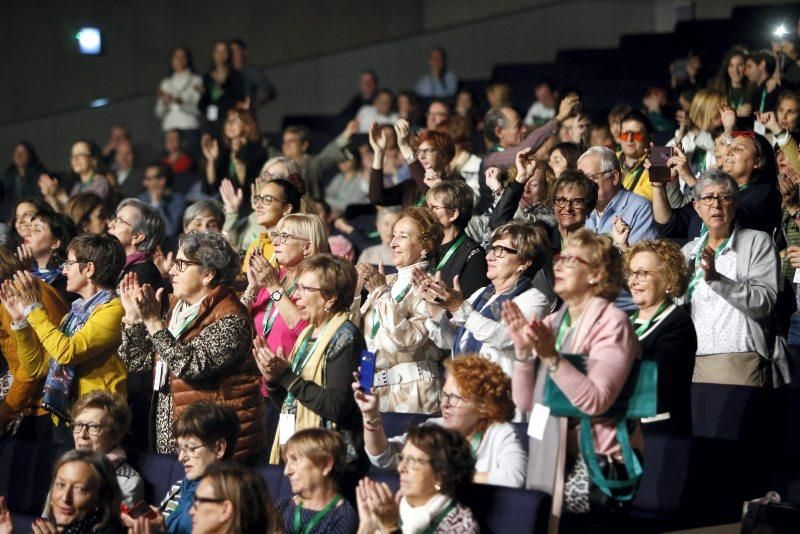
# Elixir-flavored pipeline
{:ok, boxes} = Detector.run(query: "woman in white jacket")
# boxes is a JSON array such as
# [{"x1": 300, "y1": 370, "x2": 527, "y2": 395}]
[{"x1": 155, "y1": 47, "x2": 203, "y2": 143}]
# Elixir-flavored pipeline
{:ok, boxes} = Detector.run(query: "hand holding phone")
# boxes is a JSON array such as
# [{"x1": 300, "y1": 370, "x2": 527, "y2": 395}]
[
  {"x1": 358, "y1": 351, "x2": 377, "y2": 394},
  {"x1": 648, "y1": 146, "x2": 674, "y2": 183}
]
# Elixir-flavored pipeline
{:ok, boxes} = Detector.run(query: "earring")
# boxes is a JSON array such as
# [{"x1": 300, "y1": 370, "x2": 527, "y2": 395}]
[
  {"x1": 434, "y1": 483, "x2": 442, "y2": 492},
  {"x1": 589, "y1": 280, "x2": 597, "y2": 285}
]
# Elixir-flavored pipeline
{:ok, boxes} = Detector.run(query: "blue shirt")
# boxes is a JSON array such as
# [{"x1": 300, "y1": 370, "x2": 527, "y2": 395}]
[
  {"x1": 164, "y1": 478, "x2": 198, "y2": 534},
  {"x1": 137, "y1": 191, "x2": 186, "y2": 238},
  {"x1": 585, "y1": 189, "x2": 658, "y2": 245},
  {"x1": 415, "y1": 70, "x2": 458, "y2": 98}
]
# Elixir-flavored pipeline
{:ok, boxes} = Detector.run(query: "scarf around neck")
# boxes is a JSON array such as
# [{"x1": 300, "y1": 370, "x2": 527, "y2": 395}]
[
  {"x1": 168, "y1": 295, "x2": 207, "y2": 339},
  {"x1": 399, "y1": 493, "x2": 453, "y2": 534}
]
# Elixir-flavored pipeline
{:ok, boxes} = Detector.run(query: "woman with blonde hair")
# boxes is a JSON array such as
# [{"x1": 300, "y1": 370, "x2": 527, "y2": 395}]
[{"x1": 506, "y1": 228, "x2": 642, "y2": 525}]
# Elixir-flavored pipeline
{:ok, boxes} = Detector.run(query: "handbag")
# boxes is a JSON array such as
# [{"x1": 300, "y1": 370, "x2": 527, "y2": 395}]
[{"x1": 543, "y1": 353, "x2": 658, "y2": 501}]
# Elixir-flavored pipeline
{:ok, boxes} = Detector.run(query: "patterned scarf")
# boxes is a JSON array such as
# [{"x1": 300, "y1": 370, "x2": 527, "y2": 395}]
[
  {"x1": 41, "y1": 289, "x2": 116, "y2": 420},
  {"x1": 31, "y1": 264, "x2": 62, "y2": 285},
  {"x1": 452, "y1": 276, "x2": 532, "y2": 356}
]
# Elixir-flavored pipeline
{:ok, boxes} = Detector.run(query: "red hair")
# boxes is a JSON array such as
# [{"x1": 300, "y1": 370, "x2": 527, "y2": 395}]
[{"x1": 417, "y1": 130, "x2": 456, "y2": 166}]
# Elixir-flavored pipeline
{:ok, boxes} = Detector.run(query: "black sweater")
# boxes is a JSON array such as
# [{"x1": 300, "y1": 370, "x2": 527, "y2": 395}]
[{"x1": 432, "y1": 232, "x2": 488, "y2": 298}]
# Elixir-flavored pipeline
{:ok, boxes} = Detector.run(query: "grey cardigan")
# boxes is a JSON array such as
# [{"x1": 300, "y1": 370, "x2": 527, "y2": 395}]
[{"x1": 681, "y1": 226, "x2": 790, "y2": 386}]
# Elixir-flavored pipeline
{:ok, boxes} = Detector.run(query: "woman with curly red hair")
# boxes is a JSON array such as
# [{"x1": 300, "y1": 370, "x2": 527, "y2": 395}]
[
  {"x1": 368, "y1": 119, "x2": 457, "y2": 207},
  {"x1": 353, "y1": 355, "x2": 527, "y2": 488}
]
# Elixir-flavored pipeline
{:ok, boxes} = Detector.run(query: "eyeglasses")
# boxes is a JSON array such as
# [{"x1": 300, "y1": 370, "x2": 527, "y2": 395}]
[
  {"x1": 61, "y1": 259, "x2": 88, "y2": 269},
  {"x1": 416, "y1": 148, "x2": 437, "y2": 157},
  {"x1": 191, "y1": 496, "x2": 226, "y2": 509},
  {"x1": 585, "y1": 169, "x2": 613, "y2": 181},
  {"x1": 295, "y1": 283, "x2": 322, "y2": 295},
  {"x1": 554, "y1": 254, "x2": 592, "y2": 268},
  {"x1": 553, "y1": 197, "x2": 587, "y2": 209},
  {"x1": 253, "y1": 194, "x2": 287, "y2": 206},
  {"x1": 627, "y1": 269, "x2": 658, "y2": 283},
  {"x1": 696, "y1": 193, "x2": 735, "y2": 206},
  {"x1": 439, "y1": 390, "x2": 468, "y2": 408},
  {"x1": 70, "y1": 153, "x2": 92, "y2": 160},
  {"x1": 176, "y1": 443, "x2": 207, "y2": 457},
  {"x1": 270, "y1": 231, "x2": 310, "y2": 245},
  {"x1": 488, "y1": 244, "x2": 518, "y2": 258},
  {"x1": 111, "y1": 215, "x2": 133, "y2": 227},
  {"x1": 72, "y1": 422, "x2": 103, "y2": 436},
  {"x1": 397, "y1": 453, "x2": 432, "y2": 470},
  {"x1": 425, "y1": 203, "x2": 450, "y2": 211},
  {"x1": 174, "y1": 258, "x2": 201, "y2": 272},
  {"x1": 619, "y1": 131, "x2": 646, "y2": 143}
]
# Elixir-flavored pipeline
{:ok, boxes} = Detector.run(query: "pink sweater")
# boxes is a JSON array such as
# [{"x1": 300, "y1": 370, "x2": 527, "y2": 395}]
[{"x1": 513, "y1": 297, "x2": 642, "y2": 456}]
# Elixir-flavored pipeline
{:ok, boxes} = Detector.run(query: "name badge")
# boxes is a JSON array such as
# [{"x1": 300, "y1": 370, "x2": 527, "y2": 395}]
[
  {"x1": 153, "y1": 360, "x2": 167, "y2": 391},
  {"x1": 279, "y1": 413, "x2": 296, "y2": 444},
  {"x1": 206, "y1": 105, "x2": 219, "y2": 122},
  {"x1": 527, "y1": 403, "x2": 551, "y2": 441}
]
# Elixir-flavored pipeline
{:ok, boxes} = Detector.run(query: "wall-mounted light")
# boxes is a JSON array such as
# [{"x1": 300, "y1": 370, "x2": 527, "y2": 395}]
[{"x1": 76, "y1": 27, "x2": 103, "y2": 55}]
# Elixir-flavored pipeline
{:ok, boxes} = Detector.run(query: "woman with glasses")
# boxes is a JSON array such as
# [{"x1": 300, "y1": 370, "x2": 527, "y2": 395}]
[
  {"x1": 357, "y1": 425, "x2": 478, "y2": 534},
  {"x1": 355, "y1": 207, "x2": 444, "y2": 414},
  {"x1": 355, "y1": 355, "x2": 527, "y2": 488},
  {"x1": 118, "y1": 231, "x2": 266, "y2": 463},
  {"x1": 506, "y1": 228, "x2": 641, "y2": 523},
  {"x1": 276, "y1": 429, "x2": 358, "y2": 534},
  {"x1": 549, "y1": 170, "x2": 598, "y2": 254},
  {"x1": 252, "y1": 254, "x2": 366, "y2": 467},
  {"x1": 240, "y1": 177, "x2": 302, "y2": 271},
  {"x1": 680, "y1": 170, "x2": 785, "y2": 387},
  {"x1": 187, "y1": 462, "x2": 282, "y2": 534},
  {"x1": 70, "y1": 391, "x2": 144, "y2": 504},
  {"x1": 420, "y1": 222, "x2": 553, "y2": 385},
  {"x1": 121, "y1": 402, "x2": 240, "y2": 534},
  {"x1": 108, "y1": 199, "x2": 167, "y2": 291},
  {"x1": 625, "y1": 240, "x2": 696, "y2": 435},
  {"x1": 18, "y1": 211, "x2": 76, "y2": 301},
  {"x1": 424, "y1": 180, "x2": 487, "y2": 298},
  {"x1": 39, "y1": 140, "x2": 112, "y2": 213},
  {"x1": 369, "y1": 119, "x2": 456, "y2": 207}
]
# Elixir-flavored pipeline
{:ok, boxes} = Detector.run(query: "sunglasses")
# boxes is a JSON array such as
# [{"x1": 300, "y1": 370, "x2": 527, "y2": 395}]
[{"x1": 619, "y1": 131, "x2": 646, "y2": 143}]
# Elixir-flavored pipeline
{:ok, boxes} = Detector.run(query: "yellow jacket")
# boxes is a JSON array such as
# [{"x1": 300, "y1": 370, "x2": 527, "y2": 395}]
[
  {"x1": 241, "y1": 233, "x2": 276, "y2": 273},
  {"x1": 13, "y1": 298, "x2": 127, "y2": 401},
  {"x1": 617, "y1": 151, "x2": 653, "y2": 201}
]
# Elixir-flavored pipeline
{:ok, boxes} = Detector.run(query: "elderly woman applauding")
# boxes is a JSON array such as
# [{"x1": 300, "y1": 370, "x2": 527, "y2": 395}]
[
  {"x1": 355, "y1": 206, "x2": 444, "y2": 414},
  {"x1": 118, "y1": 231, "x2": 266, "y2": 463},
  {"x1": 421, "y1": 221, "x2": 554, "y2": 381},
  {"x1": 355, "y1": 355, "x2": 527, "y2": 488},
  {"x1": 626, "y1": 240, "x2": 696, "y2": 435},
  {"x1": 506, "y1": 228, "x2": 641, "y2": 521},
  {"x1": 253, "y1": 254, "x2": 366, "y2": 466},
  {"x1": 681, "y1": 169, "x2": 784, "y2": 387}
]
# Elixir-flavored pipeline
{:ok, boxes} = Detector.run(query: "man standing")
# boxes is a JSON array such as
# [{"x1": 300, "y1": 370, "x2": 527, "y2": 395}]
[{"x1": 617, "y1": 110, "x2": 655, "y2": 201}]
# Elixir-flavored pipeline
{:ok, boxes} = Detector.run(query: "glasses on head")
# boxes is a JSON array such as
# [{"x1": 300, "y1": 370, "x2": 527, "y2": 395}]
[
  {"x1": 111, "y1": 215, "x2": 133, "y2": 227},
  {"x1": 72, "y1": 422, "x2": 103, "y2": 436},
  {"x1": 619, "y1": 131, "x2": 646, "y2": 143},
  {"x1": 270, "y1": 231, "x2": 310, "y2": 245},
  {"x1": 176, "y1": 443, "x2": 207, "y2": 457},
  {"x1": 488, "y1": 244, "x2": 518, "y2": 258},
  {"x1": 174, "y1": 258, "x2": 201, "y2": 272},
  {"x1": 554, "y1": 254, "x2": 592, "y2": 268},
  {"x1": 397, "y1": 453, "x2": 432, "y2": 470},
  {"x1": 416, "y1": 148, "x2": 437, "y2": 157},
  {"x1": 295, "y1": 283, "x2": 322, "y2": 295},
  {"x1": 627, "y1": 269, "x2": 657, "y2": 283},
  {"x1": 553, "y1": 197, "x2": 586, "y2": 209},
  {"x1": 439, "y1": 390, "x2": 468, "y2": 408},
  {"x1": 253, "y1": 194, "x2": 287, "y2": 206},
  {"x1": 696, "y1": 193, "x2": 735, "y2": 206},
  {"x1": 191, "y1": 496, "x2": 226, "y2": 509}
]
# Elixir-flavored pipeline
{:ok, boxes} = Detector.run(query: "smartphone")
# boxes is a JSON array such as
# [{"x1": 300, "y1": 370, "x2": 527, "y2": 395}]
[
  {"x1": 121, "y1": 500, "x2": 157, "y2": 520},
  {"x1": 648, "y1": 146, "x2": 674, "y2": 183},
  {"x1": 358, "y1": 351, "x2": 377, "y2": 394}
]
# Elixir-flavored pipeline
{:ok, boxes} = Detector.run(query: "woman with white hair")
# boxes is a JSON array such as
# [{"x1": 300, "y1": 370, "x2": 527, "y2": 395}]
[{"x1": 108, "y1": 198, "x2": 167, "y2": 290}]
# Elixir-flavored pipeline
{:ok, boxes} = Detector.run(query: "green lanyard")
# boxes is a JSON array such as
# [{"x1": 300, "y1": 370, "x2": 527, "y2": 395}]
[
  {"x1": 209, "y1": 81, "x2": 222, "y2": 103},
  {"x1": 262, "y1": 282, "x2": 297, "y2": 336},
  {"x1": 419, "y1": 502, "x2": 457, "y2": 534},
  {"x1": 686, "y1": 235, "x2": 730, "y2": 299},
  {"x1": 415, "y1": 195, "x2": 426, "y2": 206},
  {"x1": 228, "y1": 159, "x2": 237, "y2": 180},
  {"x1": 284, "y1": 320, "x2": 335, "y2": 406},
  {"x1": 623, "y1": 163, "x2": 646, "y2": 192},
  {"x1": 554, "y1": 312, "x2": 572, "y2": 352},
  {"x1": 759, "y1": 88, "x2": 768, "y2": 113},
  {"x1": 370, "y1": 285, "x2": 412, "y2": 340},
  {"x1": 630, "y1": 301, "x2": 670, "y2": 338},
  {"x1": 79, "y1": 174, "x2": 96, "y2": 193},
  {"x1": 434, "y1": 234, "x2": 466, "y2": 272},
  {"x1": 292, "y1": 495, "x2": 341, "y2": 534},
  {"x1": 469, "y1": 431, "x2": 483, "y2": 457}
]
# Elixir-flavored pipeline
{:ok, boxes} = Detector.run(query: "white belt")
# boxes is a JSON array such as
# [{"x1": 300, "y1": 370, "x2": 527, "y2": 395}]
[
  {"x1": 373, "y1": 361, "x2": 439, "y2": 388},
  {"x1": 641, "y1": 412, "x2": 671, "y2": 424}
]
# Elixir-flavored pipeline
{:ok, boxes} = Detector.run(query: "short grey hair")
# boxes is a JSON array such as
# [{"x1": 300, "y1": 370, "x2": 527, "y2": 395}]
[
  {"x1": 261, "y1": 156, "x2": 301, "y2": 178},
  {"x1": 578, "y1": 146, "x2": 622, "y2": 174},
  {"x1": 182, "y1": 200, "x2": 225, "y2": 231},
  {"x1": 179, "y1": 231, "x2": 241, "y2": 288},
  {"x1": 692, "y1": 169, "x2": 739, "y2": 200},
  {"x1": 483, "y1": 107, "x2": 510, "y2": 145},
  {"x1": 117, "y1": 199, "x2": 164, "y2": 253}
]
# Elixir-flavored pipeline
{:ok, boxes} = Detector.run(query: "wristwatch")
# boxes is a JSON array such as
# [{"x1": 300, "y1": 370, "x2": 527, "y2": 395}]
[
  {"x1": 544, "y1": 356, "x2": 560, "y2": 373},
  {"x1": 270, "y1": 289, "x2": 283, "y2": 302}
]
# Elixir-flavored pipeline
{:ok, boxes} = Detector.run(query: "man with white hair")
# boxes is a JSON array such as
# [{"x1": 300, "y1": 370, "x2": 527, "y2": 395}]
[{"x1": 578, "y1": 146, "x2": 657, "y2": 245}]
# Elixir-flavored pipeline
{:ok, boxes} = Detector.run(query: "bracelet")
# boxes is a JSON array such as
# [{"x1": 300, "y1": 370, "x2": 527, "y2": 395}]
[
  {"x1": 121, "y1": 317, "x2": 144, "y2": 327},
  {"x1": 363, "y1": 423, "x2": 381, "y2": 432},
  {"x1": 544, "y1": 356, "x2": 560, "y2": 373},
  {"x1": 241, "y1": 292, "x2": 257, "y2": 305},
  {"x1": 404, "y1": 154, "x2": 416, "y2": 165}
]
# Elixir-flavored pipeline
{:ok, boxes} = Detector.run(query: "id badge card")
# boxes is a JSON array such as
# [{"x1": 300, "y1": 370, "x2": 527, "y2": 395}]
[
  {"x1": 206, "y1": 104, "x2": 219, "y2": 122},
  {"x1": 527, "y1": 403, "x2": 551, "y2": 441},
  {"x1": 153, "y1": 360, "x2": 167, "y2": 391},
  {"x1": 279, "y1": 413, "x2": 296, "y2": 444}
]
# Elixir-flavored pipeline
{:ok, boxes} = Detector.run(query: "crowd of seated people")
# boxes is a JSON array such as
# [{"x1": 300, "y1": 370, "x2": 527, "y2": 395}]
[{"x1": 1, "y1": 19, "x2": 800, "y2": 532}]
